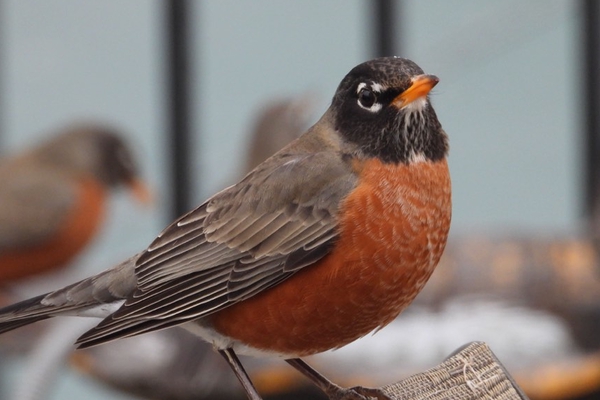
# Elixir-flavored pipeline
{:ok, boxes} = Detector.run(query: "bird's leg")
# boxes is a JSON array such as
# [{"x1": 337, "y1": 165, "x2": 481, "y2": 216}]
[
  {"x1": 285, "y1": 358, "x2": 392, "y2": 400},
  {"x1": 218, "y1": 348, "x2": 262, "y2": 400}
]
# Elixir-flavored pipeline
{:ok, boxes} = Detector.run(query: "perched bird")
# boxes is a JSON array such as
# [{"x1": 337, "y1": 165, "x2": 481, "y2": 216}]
[
  {"x1": 0, "y1": 125, "x2": 150, "y2": 284},
  {"x1": 244, "y1": 95, "x2": 313, "y2": 173},
  {"x1": 0, "y1": 57, "x2": 451, "y2": 400}
]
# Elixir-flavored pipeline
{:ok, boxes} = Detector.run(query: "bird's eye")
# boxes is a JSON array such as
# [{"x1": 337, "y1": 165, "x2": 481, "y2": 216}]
[
  {"x1": 356, "y1": 85, "x2": 382, "y2": 113},
  {"x1": 358, "y1": 88, "x2": 376, "y2": 108}
]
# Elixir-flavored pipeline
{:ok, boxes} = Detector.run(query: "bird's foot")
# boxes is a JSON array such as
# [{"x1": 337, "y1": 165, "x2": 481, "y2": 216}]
[
  {"x1": 285, "y1": 358, "x2": 392, "y2": 400},
  {"x1": 327, "y1": 386, "x2": 392, "y2": 400}
]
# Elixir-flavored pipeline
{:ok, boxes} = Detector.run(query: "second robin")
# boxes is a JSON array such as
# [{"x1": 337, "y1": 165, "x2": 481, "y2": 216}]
[
  {"x1": 0, "y1": 126, "x2": 150, "y2": 284},
  {"x1": 0, "y1": 57, "x2": 451, "y2": 400}
]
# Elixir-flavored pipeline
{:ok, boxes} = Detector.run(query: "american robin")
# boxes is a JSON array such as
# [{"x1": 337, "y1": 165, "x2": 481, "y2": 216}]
[
  {"x1": 0, "y1": 57, "x2": 451, "y2": 400},
  {"x1": 0, "y1": 125, "x2": 150, "y2": 284}
]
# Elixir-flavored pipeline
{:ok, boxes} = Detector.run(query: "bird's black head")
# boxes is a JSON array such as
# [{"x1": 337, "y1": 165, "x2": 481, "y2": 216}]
[{"x1": 331, "y1": 57, "x2": 448, "y2": 164}]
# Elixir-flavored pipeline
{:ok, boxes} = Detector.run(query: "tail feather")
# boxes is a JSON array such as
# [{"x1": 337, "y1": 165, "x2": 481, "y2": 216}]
[
  {"x1": 0, "y1": 253, "x2": 140, "y2": 335},
  {"x1": 0, "y1": 316, "x2": 51, "y2": 334},
  {"x1": 0, "y1": 294, "x2": 51, "y2": 334}
]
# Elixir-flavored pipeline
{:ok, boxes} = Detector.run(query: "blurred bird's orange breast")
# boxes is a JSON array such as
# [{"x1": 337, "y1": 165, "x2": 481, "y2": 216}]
[
  {"x1": 210, "y1": 158, "x2": 452, "y2": 356},
  {"x1": 0, "y1": 178, "x2": 107, "y2": 283}
]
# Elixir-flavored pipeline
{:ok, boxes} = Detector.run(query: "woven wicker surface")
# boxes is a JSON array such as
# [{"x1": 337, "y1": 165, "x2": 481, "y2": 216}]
[{"x1": 381, "y1": 342, "x2": 528, "y2": 400}]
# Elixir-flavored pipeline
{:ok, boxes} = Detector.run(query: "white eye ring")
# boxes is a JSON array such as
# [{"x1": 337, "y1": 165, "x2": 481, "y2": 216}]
[{"x1": 356, "y1": 83, "x2": 382, "y2": 113}]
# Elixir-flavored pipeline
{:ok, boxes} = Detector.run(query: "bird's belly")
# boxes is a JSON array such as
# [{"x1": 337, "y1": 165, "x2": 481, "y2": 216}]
[
  {"x1": 0, "y1": 178, "x2": 106, "y2": 282},
  {"x1": 209, "y1": 158, "x2": 451, "y2": 357}
]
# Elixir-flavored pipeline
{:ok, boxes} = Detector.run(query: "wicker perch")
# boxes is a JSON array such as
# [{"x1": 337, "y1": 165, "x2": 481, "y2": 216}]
[{"x1": 381, "y1": 342, "x2": 528, "y2": 400}]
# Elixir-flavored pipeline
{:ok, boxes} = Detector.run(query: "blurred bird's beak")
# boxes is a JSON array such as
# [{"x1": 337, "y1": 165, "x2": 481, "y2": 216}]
[
  {"x1": 128, "y1": 179, "x2": 153, "y2": 205},
  {"x1": 393, "y1": 74, "x2": 439, "y2": 108}
]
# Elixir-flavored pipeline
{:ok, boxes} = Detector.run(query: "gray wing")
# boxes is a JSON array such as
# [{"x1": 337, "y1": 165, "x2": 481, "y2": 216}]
[
  {"x1": 0, "y1": 168, "x2": 76, "y2": 252},
  {"x1": 77, "y1": 150, "x2": 357, "y2": 346}
]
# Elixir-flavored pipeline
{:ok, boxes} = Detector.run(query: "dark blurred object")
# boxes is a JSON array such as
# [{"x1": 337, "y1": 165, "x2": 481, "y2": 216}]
[
  {"x1": 372, "y1": 0, "x2": 397, "y2": 58},
  {"x1": 166, "y1": 0, "x2": 193, "y2": 218},
  {"x1": 0, "y1": 124, "x2": 150, "y2": 285},
  {"x1": 588, "y1": 183, "x2": 600, "y2": 271},
  {"x1": 244, "y1": 95, "x2": 313, "y2": 173}
]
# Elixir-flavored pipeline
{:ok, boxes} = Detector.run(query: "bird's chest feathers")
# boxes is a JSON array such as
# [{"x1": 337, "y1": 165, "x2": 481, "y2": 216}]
[
  {"x1": 208, "y1": 158, "x2": 451, "y2": 356},
  {"x1": 334, "y1": 157, "x2": 451, "y2": 297}
]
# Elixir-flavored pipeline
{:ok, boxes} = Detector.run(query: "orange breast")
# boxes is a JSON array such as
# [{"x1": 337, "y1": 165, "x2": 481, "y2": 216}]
[
  {"x1": 210, "y1": 158, "x2": 451, "y2": 356},
  {"x1": 0, "y1": 178, "x2": 107, "y2": 283}
]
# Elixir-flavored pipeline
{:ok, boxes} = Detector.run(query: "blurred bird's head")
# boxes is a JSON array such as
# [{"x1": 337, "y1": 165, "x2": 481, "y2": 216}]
[{"x1": 34, "y1": 125, "x2": 151, "y2": 203}]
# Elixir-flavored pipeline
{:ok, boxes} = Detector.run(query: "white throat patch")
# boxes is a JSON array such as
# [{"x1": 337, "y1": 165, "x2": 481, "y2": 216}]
[
  {"x1": 402, "y1": 97, "x2": 428, "y2": 113},
  {"x1": 409, "y1": 152, "x2": 427, "y2": 164}
]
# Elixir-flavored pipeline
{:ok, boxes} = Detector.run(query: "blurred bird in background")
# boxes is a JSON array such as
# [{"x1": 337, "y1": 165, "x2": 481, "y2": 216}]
[
  {"x1": 243, "y1": 95, "x2": 313, "y2": 173},
  {"x1": 0, "y1": 124, "x2": 151, "y2": 287},
  {"x1": 0, "y1": 124, "x2": 151, "y2": 400}
]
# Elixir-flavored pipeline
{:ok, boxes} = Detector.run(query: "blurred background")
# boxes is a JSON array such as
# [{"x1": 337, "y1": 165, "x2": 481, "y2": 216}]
[{"x1": 0, "y1": 1, "x2": 598, "y2": 399}]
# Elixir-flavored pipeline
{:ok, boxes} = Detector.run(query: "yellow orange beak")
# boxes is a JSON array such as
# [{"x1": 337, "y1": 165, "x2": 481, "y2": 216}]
[
  {"x1": 128, "y1": 178, "x2": 153, "y2": 205},
  {"x1": 392, "y1": 74, "x2": 439, "y2": 108}
]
